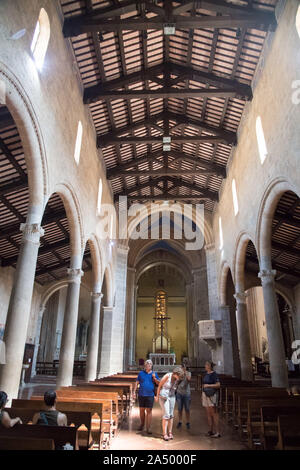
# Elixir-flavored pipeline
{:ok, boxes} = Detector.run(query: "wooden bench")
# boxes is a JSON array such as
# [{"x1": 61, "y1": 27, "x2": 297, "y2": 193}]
[
  {"x1": 12, "y1": 398, "x2": 104, "y2": 449},
  {"x1": 56, "y1": 390, "x2": 120, "y2": 429},
  {"x1": 224, "y1": 387, "x2": 285, "y2": 425},
  {"x1": 0, "y1": 423, "x2": 79, "y2": 450},
  {"x1": 63, "y1": 385, "x2": 130, "y2": 418},
  {"x1": 260, "y1": 402, "x2": 300, "y2": 450},
  {"x1": 233, "y1": 388, "x2": 288, "y2": 433},
  {"x1": 0, "y1": 436, "x2": 55, "y2": 450},
  {"x1": 86, "y1": 382, "x2": 133, "y2": 410},
  {"x1": 5, "y1": 406, "x2": 93, "y2": 450},
  {"x1": 277, "y1": 414, "x2": 300, "y2": 450}
]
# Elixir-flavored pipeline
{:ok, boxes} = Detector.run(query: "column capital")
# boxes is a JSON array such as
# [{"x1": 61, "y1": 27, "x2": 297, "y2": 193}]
[
  {"x1": 234, "y1": 292, "x2": 249, "y2": 305},
  {"x1": 91, "y1": 292, "x2": 103, "y2": 300},
  {"x1": 20, "y1": 223, "x2": 44, "y2": 245},
  {"x1": 67, "y1": 268, "x2": 84, "y2": 284},
  {"x1": 192, "y1": 266, "x2": 206, "y2": 275},
  {"x1": 204, "y1": 243, "x2": 215, "y2": 252},
  {"x1": 258, "y1": 269, "x2": 276, "y2": 285}
]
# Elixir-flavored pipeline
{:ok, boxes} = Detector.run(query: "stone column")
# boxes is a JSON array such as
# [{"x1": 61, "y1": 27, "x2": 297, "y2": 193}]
[
  {"x1": 85, "y1": 291, "x2": 103, "y2": 382},
  {"x1": 234, "y1": 292, "x2": 253, "y2": 381},
  {"x1": 186, "y1": 283, "x2": 194, "y2": 362},
  {"x1": 192, "y1": 267, "x2": 211, "y2": 366},
  {"x1": 258, "y1": 269, "x2": 288, "y2": 388},
  {"x1": 98, "y1": 306, "x2": 114, "y2": 378},
  {"x1": 31, "y1": 306, "x2": 45, "y2": 378},
  {"x1": 0, "y1": 222, "x2": 44, "y2": 402},
  {"x1": 220, "y1": 305, "x2": 234, "y2": 376},
  {"x1": 124, "y1": 267, "x2": 136, "y2": 369},
  {"x1": 204, "y1": 243, "x2": 222, "y2": 320},
  {"x1": 57, "y1": 267, "x2": 83, "y2": 388}
]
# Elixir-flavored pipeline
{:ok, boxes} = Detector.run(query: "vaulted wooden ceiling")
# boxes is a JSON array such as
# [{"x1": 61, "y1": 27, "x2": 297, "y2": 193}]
[{"x1": 61, "y1": 0, "x2": 277, "y2": 211}]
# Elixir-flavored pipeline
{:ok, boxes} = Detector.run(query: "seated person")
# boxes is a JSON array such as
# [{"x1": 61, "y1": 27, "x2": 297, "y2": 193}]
[
  {"x1": 32, "y1": 390, "x2": 67, "y2": 426},
  {"x1": 0, "y1": 391, "x2": 22, "y2": 428}
]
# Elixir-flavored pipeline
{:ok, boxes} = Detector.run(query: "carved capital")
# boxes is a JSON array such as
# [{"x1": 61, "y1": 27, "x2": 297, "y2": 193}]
[
  {"x1": 234, "y1": 292, "x2": 249, "y2": 305},
  {"x1": 20, "y1": 223, "x2": 44, "y2": 245},
  {"x1": 67, "y1": 268, "x2": 84, "y2": 284},
  {"x1": 258, "y1": 269, "x2": 276, "y2": 286},
  {"x1": 91, "y1": 292, "x2": 103, "y2": 301},
  {"x1": 204, "y1": 243, "x2": 215, "y2": 252}
]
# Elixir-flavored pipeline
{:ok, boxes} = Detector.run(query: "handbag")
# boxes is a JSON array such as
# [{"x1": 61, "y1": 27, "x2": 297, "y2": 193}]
[{"x1": 203, "y1": 387, "x2": 217, "y2": 397}]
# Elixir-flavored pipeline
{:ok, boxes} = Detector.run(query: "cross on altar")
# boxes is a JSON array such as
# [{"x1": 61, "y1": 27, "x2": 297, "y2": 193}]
[{"x1": 153, "y1": 314, "x2": 171, "y2": 353}]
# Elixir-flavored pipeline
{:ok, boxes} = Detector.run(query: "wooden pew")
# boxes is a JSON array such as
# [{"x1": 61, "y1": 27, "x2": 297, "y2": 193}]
[
  {"x1": 87, "y1": 382, "x2": 133, "y2": 411},
  {"x1": 12, "y1": 398, "x2": 104, "y2": 450},
  {"x1": 54, "y1": 390, "x2": 117, "y2": 443},
  {"x1": 5, "y1": 406, "x2": 93, "y2": 450},
  {"x1": 277, "y1": 414, "x2": 300, "y2": 450},
  {"x1": 233, "y1": 388, "x2": 288, "y2": 433},
  {"x1": 259, "y1": 402, "x2": 300, "y2": 450},
  {"x1": 0, "y1": 436, "x2": 55, "y2": 450},
  {"x1": 56, "y1": 390, "x2": 120, "y2": 428},
  {"x1": 0, "y1": 423, "x2": 79, "y2": 450},
  {"x1": 62, "y1": 385, "x2": 129, "y2": 418},
  {"x1": 224, "y1": 387, "x2": 285, "y2": 425}
]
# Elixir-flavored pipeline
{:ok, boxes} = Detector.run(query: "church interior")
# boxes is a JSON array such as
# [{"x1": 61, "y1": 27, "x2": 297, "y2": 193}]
[{"x1": 0, "y1": 0, "x2": 300, "y2": 451}]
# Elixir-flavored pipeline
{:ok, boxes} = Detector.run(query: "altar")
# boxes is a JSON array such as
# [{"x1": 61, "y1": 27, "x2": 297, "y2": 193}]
[{"x1": 149, "y1": 353, "x2": 176, "y2": 372}]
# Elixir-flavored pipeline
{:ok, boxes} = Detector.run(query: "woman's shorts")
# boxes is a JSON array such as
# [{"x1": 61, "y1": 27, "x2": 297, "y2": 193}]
[
  {"x1": 176, "y1": 393, "x2": 191, "y2": 412},
  {"x1": 202, "y1": 391, "x2": 218, "y2": 407},
  {"x1": 138, "y1": 395, "x2": 154, "y2": 409},
  {"x1": 159, "y1": 395, "x2": 176, "y2": 419}
]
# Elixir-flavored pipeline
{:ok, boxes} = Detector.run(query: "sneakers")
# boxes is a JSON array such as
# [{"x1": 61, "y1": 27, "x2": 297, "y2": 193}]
[
  {"x1": 211, "y1": 433, "x2": 221, "y2": 438},
  {"x1": 138, "y1": 424, "x2": 144, "y2": 431},
  {"x1": 168, "y1": 433, "x2": 174, "y2": 440},
  {"x1": 186, "y1": 422, "x2": 190, "y2": 429},
  {"x1": 176, "y1": 422, "x2": 182, "y2": 429},
  {"x1": 163, "y1": 434, "x2": 169, "y2": 441},
  {"x1": 206, "y1": 431, "x2": 214, "y2": 437},
  {"x1": 146, "y1": 429, "x2": 152, "y2": 435}
]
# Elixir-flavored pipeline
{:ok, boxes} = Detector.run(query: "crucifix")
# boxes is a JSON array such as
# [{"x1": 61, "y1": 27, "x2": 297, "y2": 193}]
[{"x1": 153, "y1": 313, "x2": 171, "y2": 353}]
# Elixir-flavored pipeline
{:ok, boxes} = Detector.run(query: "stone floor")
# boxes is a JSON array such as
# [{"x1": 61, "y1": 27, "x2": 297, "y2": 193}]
[{"x1": 110, "y1": 392, "x2": 247, "y2": 451}]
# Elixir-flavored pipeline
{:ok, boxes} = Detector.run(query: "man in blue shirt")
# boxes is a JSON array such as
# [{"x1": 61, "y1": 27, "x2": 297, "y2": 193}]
[{"x1": 134, "y1": 359, "x2": 160, "y2": 434}]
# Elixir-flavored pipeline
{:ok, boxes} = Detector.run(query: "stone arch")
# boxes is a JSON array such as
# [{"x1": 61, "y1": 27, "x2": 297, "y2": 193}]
[
  {"x1": 256, "y1": 177, "x2": 300, "y2": 269},
  {"x1": 84, "y1": 234, "x2": 102, "y2": 290},
  {"x1": 136, "y1": 256, "x2": 191, "y2": 285},
  {"x1": 40, "y1": 279, "x2": 90, "y2": 312},
  {"x1": 0, "y1": 61, "x2": 48, "y2": 218},
  {"x1": 234, "y1": 231, "x2": 259, "y2": 292},
  {"x1": 219, "y1": 260, "x2": 230, "y2": 306},
  {"x1": 49, "y1": 182, "x2": 84, "y2": 261},
  {"x1": 102, "y1": 263, "x2": 113, "y2": 307}
]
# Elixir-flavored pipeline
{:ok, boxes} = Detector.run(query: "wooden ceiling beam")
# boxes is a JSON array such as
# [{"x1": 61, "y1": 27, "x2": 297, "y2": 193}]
[
  {"x1": 63, "y1": 11, "x2": 276, "y2": 36},
  {"x1": 98, "y1": 135, "x2": 230, "y2": 147},
  {"x1": 92, "y1": 87, "x2": 241, "y2": 101}
]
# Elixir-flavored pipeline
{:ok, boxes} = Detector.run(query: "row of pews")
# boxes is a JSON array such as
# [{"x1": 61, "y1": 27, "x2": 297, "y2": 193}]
[
  {"x1": 205, "y1": 374, "x2": 300, "y2": 450},
  {"x1": 0, "y1": 371, "x2": 139, "y2": 450}
]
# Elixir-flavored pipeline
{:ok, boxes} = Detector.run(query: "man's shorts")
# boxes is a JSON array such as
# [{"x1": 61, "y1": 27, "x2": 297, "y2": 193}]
[{"x1": 138, "y1": 395, "x2": 155, "y2": 409}]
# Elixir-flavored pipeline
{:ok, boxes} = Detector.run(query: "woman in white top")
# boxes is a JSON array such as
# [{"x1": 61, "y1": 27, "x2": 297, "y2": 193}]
[{"x1": 155, "y1": 366, "x2": 183, "y2": 441}]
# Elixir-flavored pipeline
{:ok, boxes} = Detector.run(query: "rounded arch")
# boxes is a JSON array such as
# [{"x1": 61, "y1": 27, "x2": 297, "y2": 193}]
[
  {"x1": 219, "y1": 260, "x2": 230, "y2": 306},
  {"x1": 102, "y1": 263, "x2": 113, "y2": 307},
  {"x1": 129, "y1": 237, "x2": 201, "y2": 271},
  {"x1": 125, "y1": 202, "x2": 214, "y2": 247},
  {"x1": 256, "y1": 177, "x2": 300, "y2": 269},
  {"x1": 0, "y1": 61, "x2": 48, "y2": 218},
  {"x1": 234, "y1": 231, "x2": 258, "y2": 292},
  {"x1": 84, "y1": 234, "x2": 103, "y2": 289},
  {"x1": 50, "y1": 182, "x2": 84, "y2": 260},
  {"x1": 40, "y1": 278, "x2": 90, "y2": 312},
  {"x1": 136, "y1": 258, "x2": 191, "y2": 284}
]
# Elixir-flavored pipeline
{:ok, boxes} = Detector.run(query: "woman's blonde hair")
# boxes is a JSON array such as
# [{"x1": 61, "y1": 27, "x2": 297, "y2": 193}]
[{"x1": 173, "y1": 366, "x2": 184, "y2": 378}]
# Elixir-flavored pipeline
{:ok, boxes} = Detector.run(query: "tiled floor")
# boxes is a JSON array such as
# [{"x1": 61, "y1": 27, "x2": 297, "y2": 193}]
[{"x1": 110, "y1": 392, "x2": 247, "y2": 451}]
